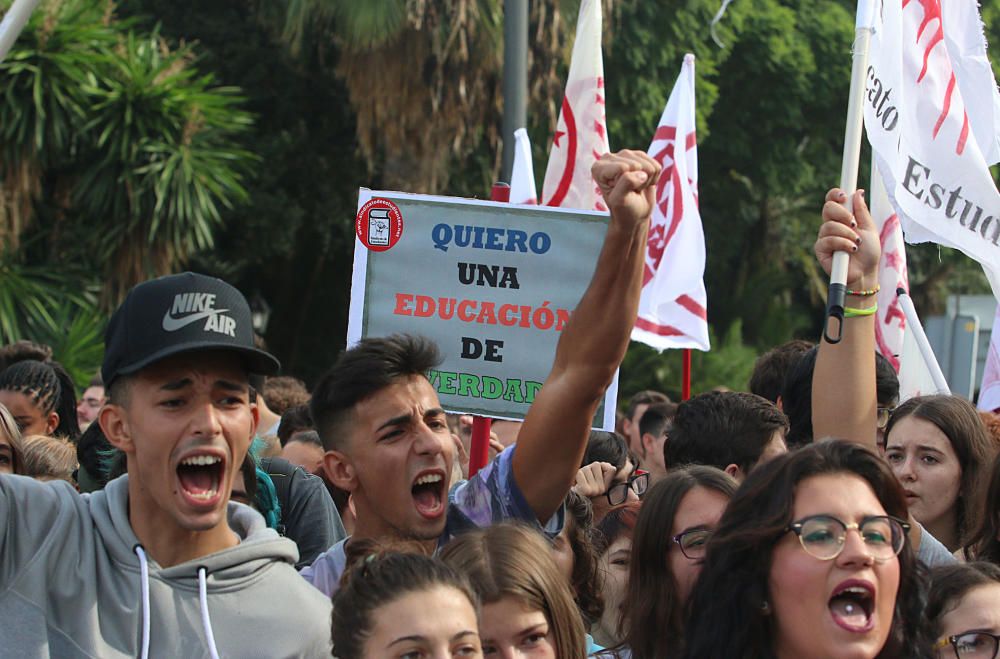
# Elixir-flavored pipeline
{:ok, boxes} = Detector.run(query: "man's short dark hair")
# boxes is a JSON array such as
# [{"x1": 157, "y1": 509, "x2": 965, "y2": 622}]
[
  {"x1": 581, "y1": 430, "x2": 629, "y2": 471},
  {"x1": 748, "y1": 339, "x2": 815, "y2": 404},
  {"x1": 286, "y1": 429, "x2": 323, "y2": 448},
  {"x1": 665, "y1": 391, "x2": 789, "y2": 474},
  {"x1": 638, "y1": 402, "x2": 677, "y2": 439},
  {"x1": 310, "y1": 334, "x2": 442, "y2": 452},
  {"x1": 779, "y1": 346, "x2": 818, "y2": 448},
  {"x1": 624, "y1": 390, "x2": 670, "y2": 420},
  {"x1": 278, "y1": 404, "x2": 314, "y2": 446}
]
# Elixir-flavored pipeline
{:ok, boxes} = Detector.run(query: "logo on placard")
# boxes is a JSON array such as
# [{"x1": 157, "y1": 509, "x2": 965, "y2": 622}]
[{"x1": 356, "y1": 198, "x2": 403, "y2": 251}]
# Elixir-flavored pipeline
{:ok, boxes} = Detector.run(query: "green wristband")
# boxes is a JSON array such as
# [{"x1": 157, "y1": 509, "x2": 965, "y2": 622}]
[{"x1": 844, "y1": 304, "x2": 877, "y2": 318}]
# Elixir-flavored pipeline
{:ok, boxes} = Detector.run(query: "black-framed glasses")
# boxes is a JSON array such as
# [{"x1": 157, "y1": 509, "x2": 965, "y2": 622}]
[
  {"x1": 606, "y1": 470, "x2": 649, "y2": 506},
  {"x1": 877, "y1": 406, "x2": 895, "y2": 430},
  {"x1": 934, "y1": 632, "x2": 1000, "y2": 659},
  {"x1": 787, "y1": 514, "x2": 909, "y2": 562},
  {"x1": 672, "y1": 527, "x2": 712, "y2": 559}
]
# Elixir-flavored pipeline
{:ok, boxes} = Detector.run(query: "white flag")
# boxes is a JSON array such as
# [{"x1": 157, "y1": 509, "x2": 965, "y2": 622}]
[
  {"x1": 871, "y1": 161, "x2": 908, "y2": 372},
  {"x1": 541, "y1": 0, "x2": 609, "y2": 211},
  {"x1": 941, "y1": 0, "x2": 1000, "y2": 165},
  {"x1": 631, "y1": 54, "x2": 710, "y2": 352},
  {"x1": 979, "y1": 304, "x2": 1000, "y2": 412},
  {"x1": 510, "y1": 128, "x2": 538, "y2": 205},
  {"x1": 865, "y1": 0, "x2": 1000, "y2": 298}
]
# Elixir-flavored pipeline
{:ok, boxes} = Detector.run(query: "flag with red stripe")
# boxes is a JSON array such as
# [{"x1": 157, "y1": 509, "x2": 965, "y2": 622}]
[
  {"x1": 631, "y1": 54, "x2": 710, "y2": 352},
  {"x1": 864, "y1": 0, "x2": 1000, "y2": 298},
  {"x1": 541, "y1": 0, "x2": 609, "y2": 212},
  {"x1": 871, "y1": 162, "x2": 908, "y2": 373}
]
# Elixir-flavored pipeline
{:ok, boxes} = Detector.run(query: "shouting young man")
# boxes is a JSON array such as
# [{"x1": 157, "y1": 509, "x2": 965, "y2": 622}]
[
  {"x1": 302, "y1": 150, "x2": 662, "y2": 595},
  {"x1": 0, "y1": 273, "x2": 331, "y2": 657}
]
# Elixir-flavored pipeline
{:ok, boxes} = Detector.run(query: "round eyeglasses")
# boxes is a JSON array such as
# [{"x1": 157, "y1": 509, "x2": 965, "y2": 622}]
[
  {"x1": 876, "y1": 406, "x2": 895, "y2": 430},
  {"x1": 786, "y1": 514, "x2": 909, "y2": 562},
  {"x1": 605, "y1": 470, "x2": 649, "y2": 506},
  {"x1": 672, "y1": 527, "x2": 712, "y2": 559},
  {"x1": 934, "y1": 632, "x2": 1000, "y2": 659}
]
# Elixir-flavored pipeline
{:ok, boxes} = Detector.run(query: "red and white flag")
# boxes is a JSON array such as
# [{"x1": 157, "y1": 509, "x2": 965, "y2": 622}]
[
  {"x1": 864, "y1": 0, "x2": 1000, "y2": 298},
  {"x1": 871, "y1": 161, "x2": 908, "y2": 373},
  {"x1": 510, "y1": 128, "x2": 538, "y2": 205},
  {"x1": 941, "y1": 0, "x2": 1000, "y2": 166},
  {"x1": 631, "y1": 54, "x2": 710, "y2": 352},
  {"x1": 979, "y1": 305, "x2": 1000, "y2": 412},
  {"x1": 541, "y1": 0, "x2": 609, "y2": 211}
]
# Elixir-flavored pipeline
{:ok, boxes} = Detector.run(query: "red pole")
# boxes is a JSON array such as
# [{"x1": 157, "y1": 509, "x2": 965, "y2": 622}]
[
  {"x1": 682, "y1": 348, "x2": 692, "y2": 401},
  {"x1": 469, "y1": 417, "x2": 493, "y2": 478},
  {"x1": 467, "y1": 183, "x2": 510, "y2": 476}
]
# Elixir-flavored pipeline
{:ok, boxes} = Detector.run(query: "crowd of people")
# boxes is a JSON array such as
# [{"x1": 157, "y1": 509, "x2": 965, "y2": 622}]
[{"x1": 1, "y1": 151, "x2": 999, "y2": 657}]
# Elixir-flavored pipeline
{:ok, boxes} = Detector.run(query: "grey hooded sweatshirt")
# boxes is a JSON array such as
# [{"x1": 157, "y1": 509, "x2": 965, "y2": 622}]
[{"x1": 0, "y1": 473, "x2": 331, "y2": 658}]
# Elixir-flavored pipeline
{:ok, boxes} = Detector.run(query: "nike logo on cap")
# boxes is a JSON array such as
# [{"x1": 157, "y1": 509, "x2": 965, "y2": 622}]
[
  {"x1": 162, "y1": 292, "x2": 237, "y2": 336},
  {"x1": 162, "y1": 308, "x2": 231, "y2": 332}
]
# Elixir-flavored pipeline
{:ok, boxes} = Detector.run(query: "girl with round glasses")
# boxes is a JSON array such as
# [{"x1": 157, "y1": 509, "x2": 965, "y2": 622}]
[
  {"x1": 682, "y1": 440, "x2": 930, "y2": 659},
  {"x1": 927, "y1": 562, "x2": 1000, "y2": 659}
]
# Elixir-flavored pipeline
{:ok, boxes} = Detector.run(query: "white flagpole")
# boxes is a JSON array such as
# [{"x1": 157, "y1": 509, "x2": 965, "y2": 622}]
[
  {"x1": 0, "y1": 0, "x2": 41, "y2": 63},
  {"x1": 824, "y1": 0, "x2": 876, "y2": 344},
  {"x1": 897, "y1": 290, "x2": 951, "y2": 395}
]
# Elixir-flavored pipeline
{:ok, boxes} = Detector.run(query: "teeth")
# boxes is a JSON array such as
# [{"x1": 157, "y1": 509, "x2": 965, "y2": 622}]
[
  {"x1": 180, "y1": 455, "x2": 222, "y2": 467},
  {"x1": 188, "y1": 489, "x2": 219, "y2": 500},
  {"x1": 414, "y1": 474, "x2": 443, "y2": 485}
]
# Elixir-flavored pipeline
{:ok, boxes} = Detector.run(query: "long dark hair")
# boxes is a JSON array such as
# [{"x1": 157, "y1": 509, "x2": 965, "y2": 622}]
[
  {"x1": 331, "y1": 543, "x2": 479, "y2": 659},
  {"x1": 624, "y1": 466, "x2": 737, "y2": 659},
  {"x1": 682, "y1": 440, "x2": 928, "y2": 659},
  {"x1": 885, "y1": 394, "x2": 995, "y2": 546},
  {"x1": 965, "y1": 452, "x2": 1000, "y2": 564},
  {"x1": 563, "y1": 490, "x2": 603, "y2": 628}
]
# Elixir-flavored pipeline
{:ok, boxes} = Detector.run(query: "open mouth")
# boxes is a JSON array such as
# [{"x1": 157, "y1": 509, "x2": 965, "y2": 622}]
[
  {"x1": 828, "y1": 582, "x2": 874, "y2": 632},
  {"x1": 411, "y1": 471, "x2": 446, "y2": 520},
  {"x1": 177, "y1": 454, "x2": 225, "y2": 505}
]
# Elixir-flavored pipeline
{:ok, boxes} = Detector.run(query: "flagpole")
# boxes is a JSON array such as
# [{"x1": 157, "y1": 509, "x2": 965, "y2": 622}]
[
  {"x1": 824, "y1": 0, "x2": 876, "y2": 345},
  {"x1": 682, "y1": 349, "x2": 692, "y2": 400},
  {"x1": 0, "y1": 0, "x2": 40, "y2": 63},
  {"x1": 467, "y1": 183, "x2": 513, "y2": 477},
  {"x1": 897, "y1": 289, "x2": 952, "y2": 394}
]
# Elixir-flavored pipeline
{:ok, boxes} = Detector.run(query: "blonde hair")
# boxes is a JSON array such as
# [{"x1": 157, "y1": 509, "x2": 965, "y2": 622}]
[
  {"x1": 0, "y1": 402, "x2": 24, "y2": 474},
  {"x1": 439, "y1": 523, "x2": 587, "y2": 658},
  {"x1": 20, "y1": 434, "x2": 77, "y2": 482}
]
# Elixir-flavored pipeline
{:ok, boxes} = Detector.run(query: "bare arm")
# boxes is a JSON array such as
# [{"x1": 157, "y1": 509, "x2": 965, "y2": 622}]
[
  {"x1": 812, "y1": 188, "x2": 880, "y2": 449},
  {"x1": 513, "y1": 150, "x2": 661, "y2": 523}
]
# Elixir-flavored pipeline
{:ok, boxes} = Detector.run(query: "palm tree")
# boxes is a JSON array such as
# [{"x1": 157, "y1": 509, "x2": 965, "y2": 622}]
[
  {"x1": 281, "y1": 0, "x2": 590, "y2": 194},
  {"x1": 0, "y1": 0, "x2": 257, "y2": 305}
]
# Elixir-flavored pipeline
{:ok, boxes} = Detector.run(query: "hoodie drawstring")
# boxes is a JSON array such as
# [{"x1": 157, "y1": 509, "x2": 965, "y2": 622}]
[
  {"x1": 134, "y1": 545, "x2": 221, "y2": 659},
  {"x1": 133, "y1": 545, "x2": 151, "y2": 659},
  {"x1": 198, "y1": 566, "x2": 221, "y2": 659}
]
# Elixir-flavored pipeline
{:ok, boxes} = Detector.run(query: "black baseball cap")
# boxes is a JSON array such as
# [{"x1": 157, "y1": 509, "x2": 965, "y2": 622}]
[{"x1": 102, "y1": 272, "x2": 280, "y2": 385}]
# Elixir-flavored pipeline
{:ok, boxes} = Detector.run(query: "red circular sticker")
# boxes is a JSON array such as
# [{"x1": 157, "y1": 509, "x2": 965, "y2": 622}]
[{"x1": 356, "y1": 198, "x2": 403, "y2": 252}]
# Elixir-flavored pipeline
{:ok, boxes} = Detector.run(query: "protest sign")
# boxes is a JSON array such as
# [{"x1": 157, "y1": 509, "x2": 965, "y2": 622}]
[{"x1": 348, "y1": 190, "x2": 617, "y2": 429}]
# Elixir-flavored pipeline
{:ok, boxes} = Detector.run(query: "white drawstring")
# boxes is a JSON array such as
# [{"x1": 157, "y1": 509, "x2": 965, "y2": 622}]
[
  {"x1": 133, "y1": 545, "x2": 150, "y2": 659},
  {"x1": 198, "y1": 566, "x2": 221, "y2": 659}
]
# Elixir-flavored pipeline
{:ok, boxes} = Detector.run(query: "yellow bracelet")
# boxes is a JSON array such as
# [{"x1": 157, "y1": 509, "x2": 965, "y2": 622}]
[
  {"x1": 844, "y1": 304, "x2": 877, "y2": 318},
  {"x1": 847, "y1": 284, "x2": 880, "y2": 297}
]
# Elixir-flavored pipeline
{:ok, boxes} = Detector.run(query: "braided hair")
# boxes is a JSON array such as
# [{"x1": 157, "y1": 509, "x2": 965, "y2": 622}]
[{"x1": 0, "y1": 360, "x2": 80, "y2": 440}]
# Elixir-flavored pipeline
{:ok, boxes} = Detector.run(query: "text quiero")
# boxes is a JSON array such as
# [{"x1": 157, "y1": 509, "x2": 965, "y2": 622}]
[{"x1": 432, "y1": 224, "x2": 551, "y2": 254}]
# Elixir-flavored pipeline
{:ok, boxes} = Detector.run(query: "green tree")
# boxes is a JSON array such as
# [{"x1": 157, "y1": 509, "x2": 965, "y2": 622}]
[{"x1": 2, "y1": 0, "x2": 257, "y2": 305}]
